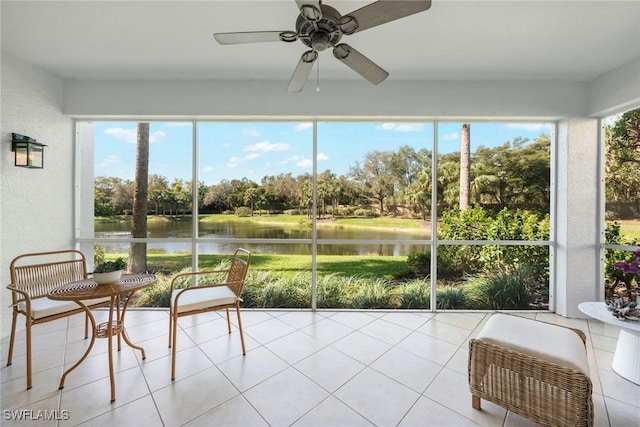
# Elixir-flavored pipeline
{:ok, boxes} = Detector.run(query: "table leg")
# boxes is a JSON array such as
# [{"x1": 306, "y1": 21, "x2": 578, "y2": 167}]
[
  {"x1": 612, "y1": 329, "x2": 640, "y2": 385},
  {"x1": 116, "y1": 297, "x2": 122, "y2": 351},
  {"x1": 118, "y1": 292, "x2": 146, "y2": 360},
  {"x1": 58, "y1": 301, "x2": 97, "y2": 390},
  {"x1": 107, "y1": 295, "x2": 116, "y2": 402}
]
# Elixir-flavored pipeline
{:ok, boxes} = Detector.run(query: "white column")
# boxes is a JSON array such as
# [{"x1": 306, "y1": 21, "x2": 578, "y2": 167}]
[
  {"x1": 554, "y1": 118, "x2": 600, "y2": 317},
  {"x1": 75, "y1": 122, "x2": 96, "y2": 267}
]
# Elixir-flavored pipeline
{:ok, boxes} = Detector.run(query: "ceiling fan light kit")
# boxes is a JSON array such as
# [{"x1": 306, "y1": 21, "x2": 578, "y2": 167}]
[{"x1": 213, "y1": 0, "x2": 432, "y2": 92}]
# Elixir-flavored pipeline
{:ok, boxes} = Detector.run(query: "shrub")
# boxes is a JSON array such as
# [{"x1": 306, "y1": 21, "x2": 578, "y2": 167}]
[
  {"x1": 235, "y1": 206, "x2": 252, "y2": 217},
  {"x1": 437, "y1": 206, "x2": 550, "y2": 283},
  {"x1": 435, "y1": 250, "x2": 466, "y2": 279},
  {"x1": 604, "y1": 221, "x2": 640, "y2": 286},
  {"x1": 133, "y1": 273, "x2": 172, "y2": 307},
  {"x1": 407, "y1": 250, "x2": 431, "y2": 276},
  {"x1": 93, "y1": 244, "x2": 106, "y2": 266},
  {"x1": 436, "y1": 286, "x2": 466, "y2": 309},
  {"x1": 316, "y1": 273, "x2": 349, "y2": 308},
  {"x1": 394, "y1": 279, "x2": 430, "y2": 309},
  {"x1": 262, "y1": 278, "x2": 310, "y2": 308},
  {"x1": 350, "y1": 278, "x2": 393, "y2": 309},
  {"x1": 463, "y1": 267, "x2": 534, "y2": 310}
]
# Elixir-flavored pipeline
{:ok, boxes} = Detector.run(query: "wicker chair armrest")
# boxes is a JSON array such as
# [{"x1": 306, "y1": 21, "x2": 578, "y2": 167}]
[
  {"x1": 169, "y1": 270, "x2": 230, "y2": 292},
  {"x1": 173, "y1": 280, "x2": 243, "y2": 298},
  {"x1": 6, "y1": 284, "x2": 31, "y2": 304}
]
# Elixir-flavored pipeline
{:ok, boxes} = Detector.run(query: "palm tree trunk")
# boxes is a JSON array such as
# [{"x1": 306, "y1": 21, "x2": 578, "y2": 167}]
[
  {"x1": 128, "y1": 123, "x2": 149, "y2": 273},
  {"x1": 460, "y1": 123, "x2": 471, "y2": 210}
]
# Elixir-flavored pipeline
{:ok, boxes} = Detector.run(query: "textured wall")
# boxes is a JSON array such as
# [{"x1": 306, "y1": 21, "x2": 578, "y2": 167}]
[{"x1": 0, "y1": 53, "x2": 74, "y2": 338}]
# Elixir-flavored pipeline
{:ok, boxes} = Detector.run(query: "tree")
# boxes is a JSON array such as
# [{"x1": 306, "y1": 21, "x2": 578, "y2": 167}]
[
  {"x1": 204, "y1": 179, "x2": 233, "y2": 212},
  {"x1": 147, "y1": 174, "x2": 169, "y2": 215},
  {"x1": 459, "y1": 124, "x2": 471, "y2": 210},
  {"x1": 350, "y1": 151, "x2": 395, "y2": 214},
  {"x1": 170, "y1": 179, "x2": 190, "y2": 216},
  {"x1": 605, "y1": 108, "x2": 640, "y2": 211},
  {"x1": 128, "y1": 123, "x2": 149, "y2": 274},
  {"x1": 243, "y1": 185, "x2": 260, "y2": 215}
]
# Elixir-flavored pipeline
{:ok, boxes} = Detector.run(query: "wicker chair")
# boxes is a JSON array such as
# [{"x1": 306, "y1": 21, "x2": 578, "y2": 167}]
[
  {"x1": 468, "y1": 313, "x2": 593, "y2": 427},
  {"x1": 168, "y1": 248, "x2": 251, "y2": 380},
  {"x1": 6, "y1": 250, "x2": 111, "y2": 389}
]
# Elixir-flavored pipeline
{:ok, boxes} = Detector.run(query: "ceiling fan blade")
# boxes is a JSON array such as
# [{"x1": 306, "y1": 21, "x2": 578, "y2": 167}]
[
  {"x1": 296, "y1": 0, "x2": 322, "y2": 21},
  {"x1": 287, "y1": 50, "x2": 318, "y2": 93},
  {"x1": 339, "y1": 0, "x2": 432, "y2": 35},
  {"x1": 213, "y1": 31, "x2": 297, "y2": 45},
  {"x1": 333, "y1": 44, "x2": 388, "y2": 85}
]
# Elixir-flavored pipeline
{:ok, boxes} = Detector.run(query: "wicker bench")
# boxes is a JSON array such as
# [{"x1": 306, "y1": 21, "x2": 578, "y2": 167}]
[
  {"x1": 468, "y1": 313, "x2": 593, "y2": 427},
  {"x1": 6, "y1": 250, "x2": 111, "y2": 389}
]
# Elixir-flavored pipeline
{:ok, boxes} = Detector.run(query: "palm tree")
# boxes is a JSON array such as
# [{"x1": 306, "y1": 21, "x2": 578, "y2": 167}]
[
  {"x1": 128, "y1": 123, "x2": 149, "y2": 274},
  {"x1": 460, "y1": 124, "x2": 471, "y2": 210}
]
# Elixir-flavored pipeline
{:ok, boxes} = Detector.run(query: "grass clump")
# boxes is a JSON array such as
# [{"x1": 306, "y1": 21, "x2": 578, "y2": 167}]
[{"x1": 463, "y1": 267, "x2": 534, "y2": 310}]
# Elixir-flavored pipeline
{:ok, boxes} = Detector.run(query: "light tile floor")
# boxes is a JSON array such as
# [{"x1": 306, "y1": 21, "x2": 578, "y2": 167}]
[{"x1": 1, "y1": 309, "x2": 639, "y2": 426}]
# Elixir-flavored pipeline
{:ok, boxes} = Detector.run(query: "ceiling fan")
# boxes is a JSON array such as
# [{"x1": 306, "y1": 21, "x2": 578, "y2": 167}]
[{"x1": 213, "y1": 0, "x2": 432, "y2": 92}]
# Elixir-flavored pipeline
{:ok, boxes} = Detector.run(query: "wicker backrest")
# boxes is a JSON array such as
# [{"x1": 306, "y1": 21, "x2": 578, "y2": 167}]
[
  {"x1": 10, "y1": 250, "x2": 88, "y2": 300},
  {"x1": 225, "y1": 248, "x2": 251, "y2": 296}
]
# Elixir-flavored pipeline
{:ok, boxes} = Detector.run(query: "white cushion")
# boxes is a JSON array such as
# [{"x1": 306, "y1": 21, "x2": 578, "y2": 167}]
[
  {"x1": 20, "y1": 296, "x2": 111, "y2": 320},
  {"x1": 171, "y1": 286, "x2": 238, "y2": 314},
  {"x1": 476, "y1": 313, "x2": 590, "y2": 377}
]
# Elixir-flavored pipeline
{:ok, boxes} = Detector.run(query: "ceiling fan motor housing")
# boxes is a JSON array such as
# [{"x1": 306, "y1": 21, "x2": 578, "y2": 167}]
[{"x1": 296, "y1": 4, "x2": 343, "y2": 51}]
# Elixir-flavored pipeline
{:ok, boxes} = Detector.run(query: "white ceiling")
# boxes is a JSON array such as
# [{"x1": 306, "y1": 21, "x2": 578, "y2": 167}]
[{"x1": 2, "y1": 0, "x2": 639, "y2": 84}]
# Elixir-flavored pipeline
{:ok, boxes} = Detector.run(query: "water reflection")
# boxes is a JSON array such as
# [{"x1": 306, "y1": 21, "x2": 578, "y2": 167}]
[{"x1": 95, "y1": 218, "x2": 429, "y2": 255}]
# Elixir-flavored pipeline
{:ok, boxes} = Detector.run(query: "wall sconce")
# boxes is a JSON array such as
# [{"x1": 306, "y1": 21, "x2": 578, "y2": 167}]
[{"x1": 11, "y1": 133, "x2": 46, "y2": 168}]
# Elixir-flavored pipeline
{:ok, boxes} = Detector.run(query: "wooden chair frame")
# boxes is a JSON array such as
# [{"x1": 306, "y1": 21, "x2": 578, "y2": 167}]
[
  {"x1": 168, "y1": 248, "x2": 251, "y2": 380},
  {"x1": 6, "y1": 249, "x2": 111, "y2": 389}
]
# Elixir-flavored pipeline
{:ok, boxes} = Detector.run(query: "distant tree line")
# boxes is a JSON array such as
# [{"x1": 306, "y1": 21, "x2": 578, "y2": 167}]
[{"x1": 95, "y1": 134, "x2": 551, "y2": 218}]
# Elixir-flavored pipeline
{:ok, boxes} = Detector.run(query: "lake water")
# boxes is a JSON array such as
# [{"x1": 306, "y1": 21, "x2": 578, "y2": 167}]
[{"x1": 95, "y1": 218, "x2": 430, "y2": 256}]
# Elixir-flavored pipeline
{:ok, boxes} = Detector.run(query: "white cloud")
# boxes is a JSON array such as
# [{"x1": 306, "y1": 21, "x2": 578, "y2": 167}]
[
  {"x1": 297, "y1": 158, "x2": 313, "y2": 168},
  {"x1": 280, "y1": 155, "x2": 313, "y2": 168},
  {"x1": 442, "y1": 132, "x2": 459, "y2": 141},
  {"x1": 104, "y1": 127, "x2": 136, "y2": 143},
  {"x1": 295, "y1": 122, "x2": 313, "y2": 131},
  {"x1": 226, "y1": 153, "x2": 261, "y2": 167},
  {"x1": 149, "y1": 131, "x2": 166, "y2": 143},
  {"x1": 244, "y1": 140, "x2": 290, "y2": 152},
  {"x1": 376, "y1": 123, "x2": 425, "y2": 132},
  {"x1": 100, "y1": 155, "x2": 120, "y2": 168},
  {"x1": 103, "y1": 127, "x2": 166, "y2": 143},
  {"x1": 280, "y1": 155, "x2": 300, "y2": 165},
  {"x1": 318, "y1": 152, "x2": 329, "y2": 161},
  {"x1": 227, "y1": 156, "x2": 241, "y2": 168},
  {"x1": 167, "y1": 122, "x2": 191, "y2": 127},
  {"x1": 242, "y1": 128, "x2": 261, "y2": 137},
  {"x1": 201, "y1": 166, "x2": 214, "y2": 173}
]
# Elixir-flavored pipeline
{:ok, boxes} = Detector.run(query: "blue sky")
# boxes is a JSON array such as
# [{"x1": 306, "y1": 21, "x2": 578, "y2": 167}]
[{"x1": 93, "y1": 121, "x2": 552, "y2": 185}]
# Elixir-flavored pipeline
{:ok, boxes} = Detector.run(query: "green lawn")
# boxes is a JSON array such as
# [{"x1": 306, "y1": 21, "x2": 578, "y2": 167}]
[
  {"x1": 114, "y1": 252, "x2": 411, "y2": 279},
  {"x1": 612, "y1": 219, "x2": 640, "y2": 242}
]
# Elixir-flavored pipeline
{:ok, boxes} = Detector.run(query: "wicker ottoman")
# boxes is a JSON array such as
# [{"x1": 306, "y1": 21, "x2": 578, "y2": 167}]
[{"x1": 468, "y1": 313, "x2": 593, "y2": 427}]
